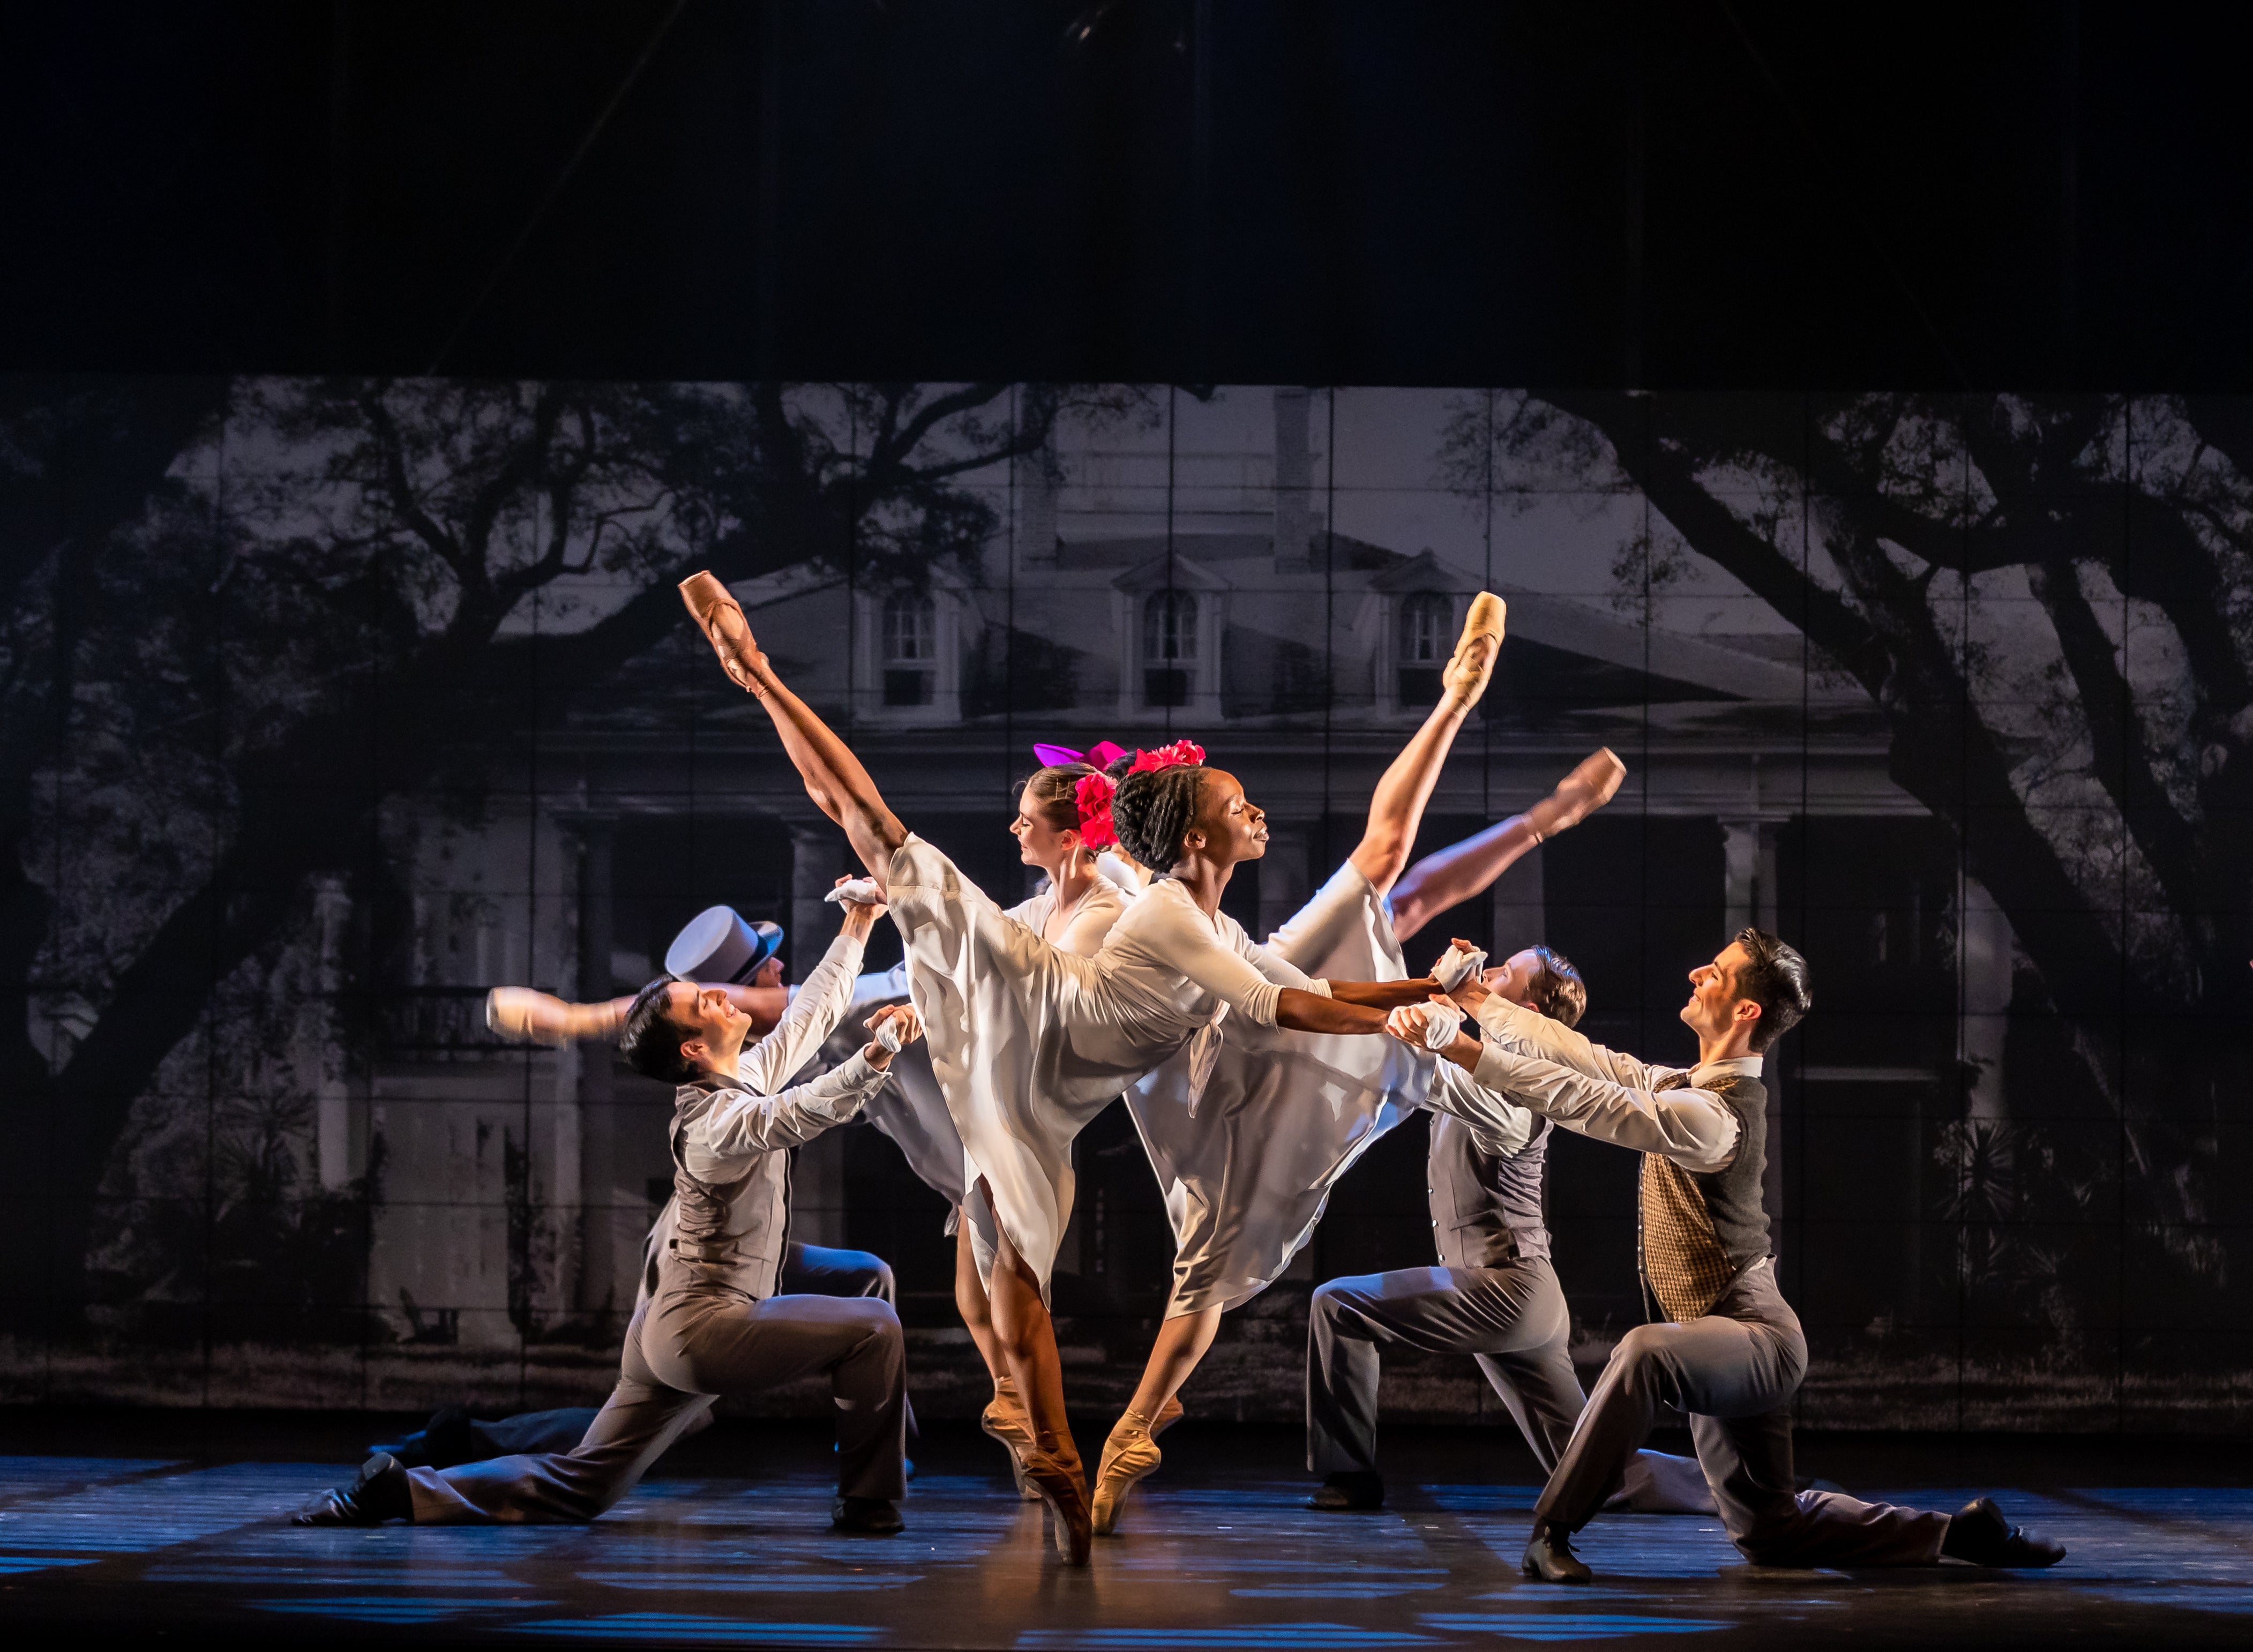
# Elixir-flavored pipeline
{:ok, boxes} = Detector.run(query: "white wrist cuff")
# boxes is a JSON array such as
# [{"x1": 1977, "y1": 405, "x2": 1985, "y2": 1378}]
[
  {"x1": 826, "y1": 878, "x2": 886, "y2": 907},
  {"x1": 1432, "y1": 945, "x2": 1487, "y2": 991},
  {"x1": 875, "y1": 1016, "x2": 905, "y2": 1054}
]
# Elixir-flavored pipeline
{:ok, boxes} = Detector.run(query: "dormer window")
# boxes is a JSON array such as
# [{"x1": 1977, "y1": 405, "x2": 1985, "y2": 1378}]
[
  {"x1": 881, "y1": 592, "x2": 937, "y2": 707},
  {"x1": 1397, "y1": 591, "x2": 1452, "y2": 708},
  {"x1": 1142, "y1": 590, "x2": 1199, "y2": 709}
]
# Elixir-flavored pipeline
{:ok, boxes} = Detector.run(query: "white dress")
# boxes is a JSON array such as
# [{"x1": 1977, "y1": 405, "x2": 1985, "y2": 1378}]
[
  {"x1": 851, "y1": 875, "x2": 1129, "y2": 1228},
  {"x1": 885, "y1": 837, "x2": 1321, "y2": 1296},
  {"x1": 1124, "y1": 861, "x2": 1433, "y2": 1317}
]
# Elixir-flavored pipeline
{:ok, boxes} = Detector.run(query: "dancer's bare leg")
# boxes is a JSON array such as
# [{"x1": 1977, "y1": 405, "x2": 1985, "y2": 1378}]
[
  {"x1": 976, "y1": 1179, "x2": 1091, "y2": 1560},
  {"x1": 1389, "y1": 748, "x2": 1625, "y2": 944},
  {"x1": 487, "y1": 985, "x2": 789, "y2": 1047},
  {"x1": 1346, "y1": 594, "x2": 1506, "y2": 896},
  {"x1": 955, "y1": 1217, "x2": 1007, "y2": 1383},
  {"x1": 681, "y1": 573, "x2": 906, "y2": 879},
  {"x1": 1126, "y1": 1306, "x2": 1222, "y2": 1420},
  {"x1": 961, "y1": 1216, "x2": 1044, "y2": 1501}
]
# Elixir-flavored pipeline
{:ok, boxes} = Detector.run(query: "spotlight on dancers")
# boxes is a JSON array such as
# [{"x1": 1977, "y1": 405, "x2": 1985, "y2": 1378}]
[{"x1": 677, "y1": 570, "x2": 1447, "y2": 1563}]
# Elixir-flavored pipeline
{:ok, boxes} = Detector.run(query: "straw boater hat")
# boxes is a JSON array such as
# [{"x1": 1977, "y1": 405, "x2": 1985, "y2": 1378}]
[{"x1": 664, "y1": 906, "x2": 785, "y2": 984}]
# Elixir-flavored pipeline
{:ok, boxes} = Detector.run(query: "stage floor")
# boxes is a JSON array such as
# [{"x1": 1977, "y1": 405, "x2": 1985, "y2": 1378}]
[{"x1": 2, "y1": 1413, "x2": 2250, "y2": 1648}]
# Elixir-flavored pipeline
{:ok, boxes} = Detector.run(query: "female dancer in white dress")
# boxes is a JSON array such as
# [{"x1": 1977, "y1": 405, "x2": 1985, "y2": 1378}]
[
  {"x1": 676, "y1": 569, "x2": 1484, "y2": 1561},
  {"x1": 1091, "y1": 715, "x2": 1626, "y2": 1529}
]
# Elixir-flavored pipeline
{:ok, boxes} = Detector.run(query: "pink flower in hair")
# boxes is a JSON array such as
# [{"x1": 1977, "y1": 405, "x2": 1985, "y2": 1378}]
[
  {"x1": 1074, "y1": 771, "x2": 1119, "y2": 849},
  {"x1": 1128, "y1": 739, "x2": 1207, "y2": 775}
]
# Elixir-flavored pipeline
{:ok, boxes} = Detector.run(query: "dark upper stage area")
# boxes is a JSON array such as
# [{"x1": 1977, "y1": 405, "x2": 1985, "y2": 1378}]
[{"x1": 6, "y1": 2, "x2": 2253, "y2": 391}]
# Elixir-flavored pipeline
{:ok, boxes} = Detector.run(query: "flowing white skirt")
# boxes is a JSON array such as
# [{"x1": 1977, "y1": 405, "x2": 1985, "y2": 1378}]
[
  {"x1": 1126, "y1": 862, "x2": 1432, "y2": 1318},
  {"x1": 884, "y1": 838, "x2": 1185, "y2": 1298}
]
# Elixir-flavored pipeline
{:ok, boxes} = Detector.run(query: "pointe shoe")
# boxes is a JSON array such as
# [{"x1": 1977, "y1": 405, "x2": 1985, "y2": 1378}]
[
  {"x1": 1021, "y1": 1438, "x2": 1094, "y2": 1565},
  {"x1": 1441, "y1": 591, "x2": 1507, "y2": 708},
  {"x1": 678, "y1": 570, "x2": 768, "y2": 696},
  {"x1": 1090, "y1": 1407, "x2": 1168, "y2": 1537},
  {"x1": 1526, "y1": 747, "x2": 1627, "y2": 840},
  {"x1": 486, "y1": 987, "x2": 575, "y2": 1047},
  {"x1": 980, "y1": 1381, "x2": 1043, "y2": 1502}
]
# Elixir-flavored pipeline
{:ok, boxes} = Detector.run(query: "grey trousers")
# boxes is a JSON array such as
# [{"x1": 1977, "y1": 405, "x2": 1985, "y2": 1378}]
[
  {"x1": 1308, "y1": 1259, "x2": 1582, "y2": 1476},
  {"x1": 1536, "y1": 1262, "x2": 1949, "y2": 1567},
  {"x1": 399, "y1": 1244, "x2": 901, "y2": 1467},
  {"x1": 405, "y1": 1275, "x2": 908, "y2": 1524}
]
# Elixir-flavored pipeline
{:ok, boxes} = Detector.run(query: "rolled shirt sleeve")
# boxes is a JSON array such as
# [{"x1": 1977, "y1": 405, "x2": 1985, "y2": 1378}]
[
  {"x1": 736, "y1": 931, "x2": 867, "y2": 1095},
  {"x1": 1468, "y1": 1042, "x2": 1740, "y2": 1173},
  {"x1": 689, "y1": 1050, "x2": 892, "y2": 1173}
]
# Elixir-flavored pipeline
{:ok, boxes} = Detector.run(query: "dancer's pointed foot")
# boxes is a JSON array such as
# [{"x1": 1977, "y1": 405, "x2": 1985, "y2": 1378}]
[
  {"x1": 1526, "y1": 747, "x2": 1626, "y2": 840},
  {"x1": 1440, "y1": 591, "x2": 1507, "y2": 708},
  {"x1": 1090, "y1": 1407, "x2": 1171, "y2": 1536},
  {"x1": 1021, "y1": 1436, "x2": 1093, "y2": 1565},
  {"x1": 679, "y1": 570, "x2": 770, "y2": 696},
  {"x1": 486, "y1": 988, "x2": 618, "y2": 1047},
  {"x1": 1522, "y1": 1521, "x2": 1593, "y2": 1583},
  {"x1": 1941, "y1": 1497, "x2": 2067, "y2": 1567},
  {"x1": 980, "y1": 1379, "x2": 1043, "y2": 1501},
  {"x1": 293, "y1": 1454, "x2": 410, "y2": 1526}
]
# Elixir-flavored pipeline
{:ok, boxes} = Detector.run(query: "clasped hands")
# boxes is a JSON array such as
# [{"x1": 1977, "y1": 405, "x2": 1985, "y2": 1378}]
[
  {"x1": 862, "y1": 1003, "x2": 921, "y2": 1068},
  {"x1": 1384, "y1": 938, "x2": 1490, "y2": 1059}
]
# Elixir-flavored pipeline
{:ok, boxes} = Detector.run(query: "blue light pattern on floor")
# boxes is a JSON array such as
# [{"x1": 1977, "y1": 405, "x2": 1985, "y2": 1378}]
[{"x1": 2, "y1": 1450, "x2": 2250, "y2": 1646}]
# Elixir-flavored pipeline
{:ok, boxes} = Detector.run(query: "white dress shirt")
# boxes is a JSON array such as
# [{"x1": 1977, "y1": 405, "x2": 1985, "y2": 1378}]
[{"x1": 1467, "y1": 996, "x2": 1761, "y2": 1173}]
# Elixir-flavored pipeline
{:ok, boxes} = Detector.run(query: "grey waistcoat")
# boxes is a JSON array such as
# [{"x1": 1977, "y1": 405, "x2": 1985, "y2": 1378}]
[
  {"x1": 1427, "y1": 1110, "x2": 1553, "y2": 1268},
  {"x1": 660, "y1": 1079, "x2": 793, "y2": 1300}
]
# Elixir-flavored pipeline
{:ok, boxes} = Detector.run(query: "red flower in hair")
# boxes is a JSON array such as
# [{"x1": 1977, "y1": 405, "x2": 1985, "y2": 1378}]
[
  {"x1": 1128, "y1": 739, "x2": 1207, "y2": 775},
  {"x1": 1074, "y1": 771, "x2": 1119, "y2": 849}
]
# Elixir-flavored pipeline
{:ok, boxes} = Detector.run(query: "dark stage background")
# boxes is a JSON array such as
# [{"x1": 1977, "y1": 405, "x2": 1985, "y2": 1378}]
[{"x1": 3, "y1": 5, "x2": 2251, "y2": 1434}]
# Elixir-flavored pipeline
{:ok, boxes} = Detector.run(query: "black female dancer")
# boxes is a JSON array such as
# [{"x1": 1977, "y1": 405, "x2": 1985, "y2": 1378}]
[{"x1": 676, "y1": 569, "x2": 1459, "y2": 1562}]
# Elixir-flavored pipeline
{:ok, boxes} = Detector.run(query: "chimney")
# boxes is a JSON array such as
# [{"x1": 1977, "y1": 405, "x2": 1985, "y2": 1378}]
[
  {"x1": 1272, "y1": 386, "x2": 1312, "y2": 573},
  {"x1": 1020, "y1": 435, "x2": 1060, "y2": 568}
]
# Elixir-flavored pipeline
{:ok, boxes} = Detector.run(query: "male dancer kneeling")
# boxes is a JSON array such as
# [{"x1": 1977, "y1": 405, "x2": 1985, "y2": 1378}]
[
  {"x1": 298, "y1": 901, "x2": 923, "y2": 1534},
  {"x1": 1306, "y1": 944, "x2": 1708, "y2": 1518},
  {"x1": 1391, "y1": 929, "x2": 2065, "y2": 1582}
]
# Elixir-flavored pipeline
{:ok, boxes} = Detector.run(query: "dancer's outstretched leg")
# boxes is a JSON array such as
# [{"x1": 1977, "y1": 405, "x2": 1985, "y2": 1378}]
[
  {"x1": 1096, "y1": 596, "x2": 1506, "y2": 1534},
  {"x1": 1389, "y1": 748, "x2": 1624, "y2": 944},
  {"x1": 1348, "y1": 592, "x2": 1505, "y2": 895},
  {"x1": 681, "y1": 573, "x2": 906, "y2": 879},
  {"x1": 976, "y1": 1180, "x2": 1091, "y2": 1563}
]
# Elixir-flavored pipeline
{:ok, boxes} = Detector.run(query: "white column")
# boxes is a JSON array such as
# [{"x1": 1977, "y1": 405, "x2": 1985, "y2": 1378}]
[{"x1": 789, "y1": 821, "x2": 851, "y2": 1248}]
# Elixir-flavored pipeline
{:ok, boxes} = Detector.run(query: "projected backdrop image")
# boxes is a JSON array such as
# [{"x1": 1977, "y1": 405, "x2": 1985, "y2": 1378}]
[{"x1": 0, "y1": 380, "x2": 2241, "y2": 1430}]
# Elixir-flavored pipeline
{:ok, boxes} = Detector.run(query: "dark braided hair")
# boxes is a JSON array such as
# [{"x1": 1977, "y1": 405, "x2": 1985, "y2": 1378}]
[
  {"x1": 1111, "y1": 765, "x2": 1207, "y2": 872},
  {"x1": 1523, "y1": 946, "x2": 1588, "y2": 1029},
  {"x1": 1014, "y1": 762, "x2": 1099, "y2": 832}
]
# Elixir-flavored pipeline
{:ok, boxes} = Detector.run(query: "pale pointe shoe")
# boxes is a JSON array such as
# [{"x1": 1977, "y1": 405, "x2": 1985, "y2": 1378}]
[
  {"x1": 1526, "y1": 747, "x2": 1626, "y2": 840},
  {"x1": 1441, "y1": 591, "x2": 1507, "y2": 708},
  {"x1": 1090, "y1": 1400, "x2": 1182, "y2": 1537},
  {"x1": 678, "y1": 570, "x2": 768, "y2": 695},
  {"x1": 486, "y1": 988, "x2": 622, "y2": 1046},
  {"x1": 980, "y1": 1380, "x2": 1042, "y2": 1502},
  {"x1": 486, "y1": 987, "x2": 573, "y2": 1047},
  {"x1": 1020, "y1": 1434, "x2": 1092, "y2": 1565}
]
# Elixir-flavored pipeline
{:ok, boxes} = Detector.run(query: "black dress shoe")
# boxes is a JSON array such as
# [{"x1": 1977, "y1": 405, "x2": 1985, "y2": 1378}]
[
  {"x1": 1306, "y1": 1470, "x2": 1385, "y2": 1511},
  {"x1": 1522, "y1": 1522, "x2": 1594, "y2": 1584},
  {"x1": 1941, "y1": 1497, "x2": 2066, "y2": 1568},
  {"x1": 294, "y1": 1454, "x2": 410, "y2": 1526},
  {"x1": 831, "y1": 1496, "x2": 904, "y2": 1535}
]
